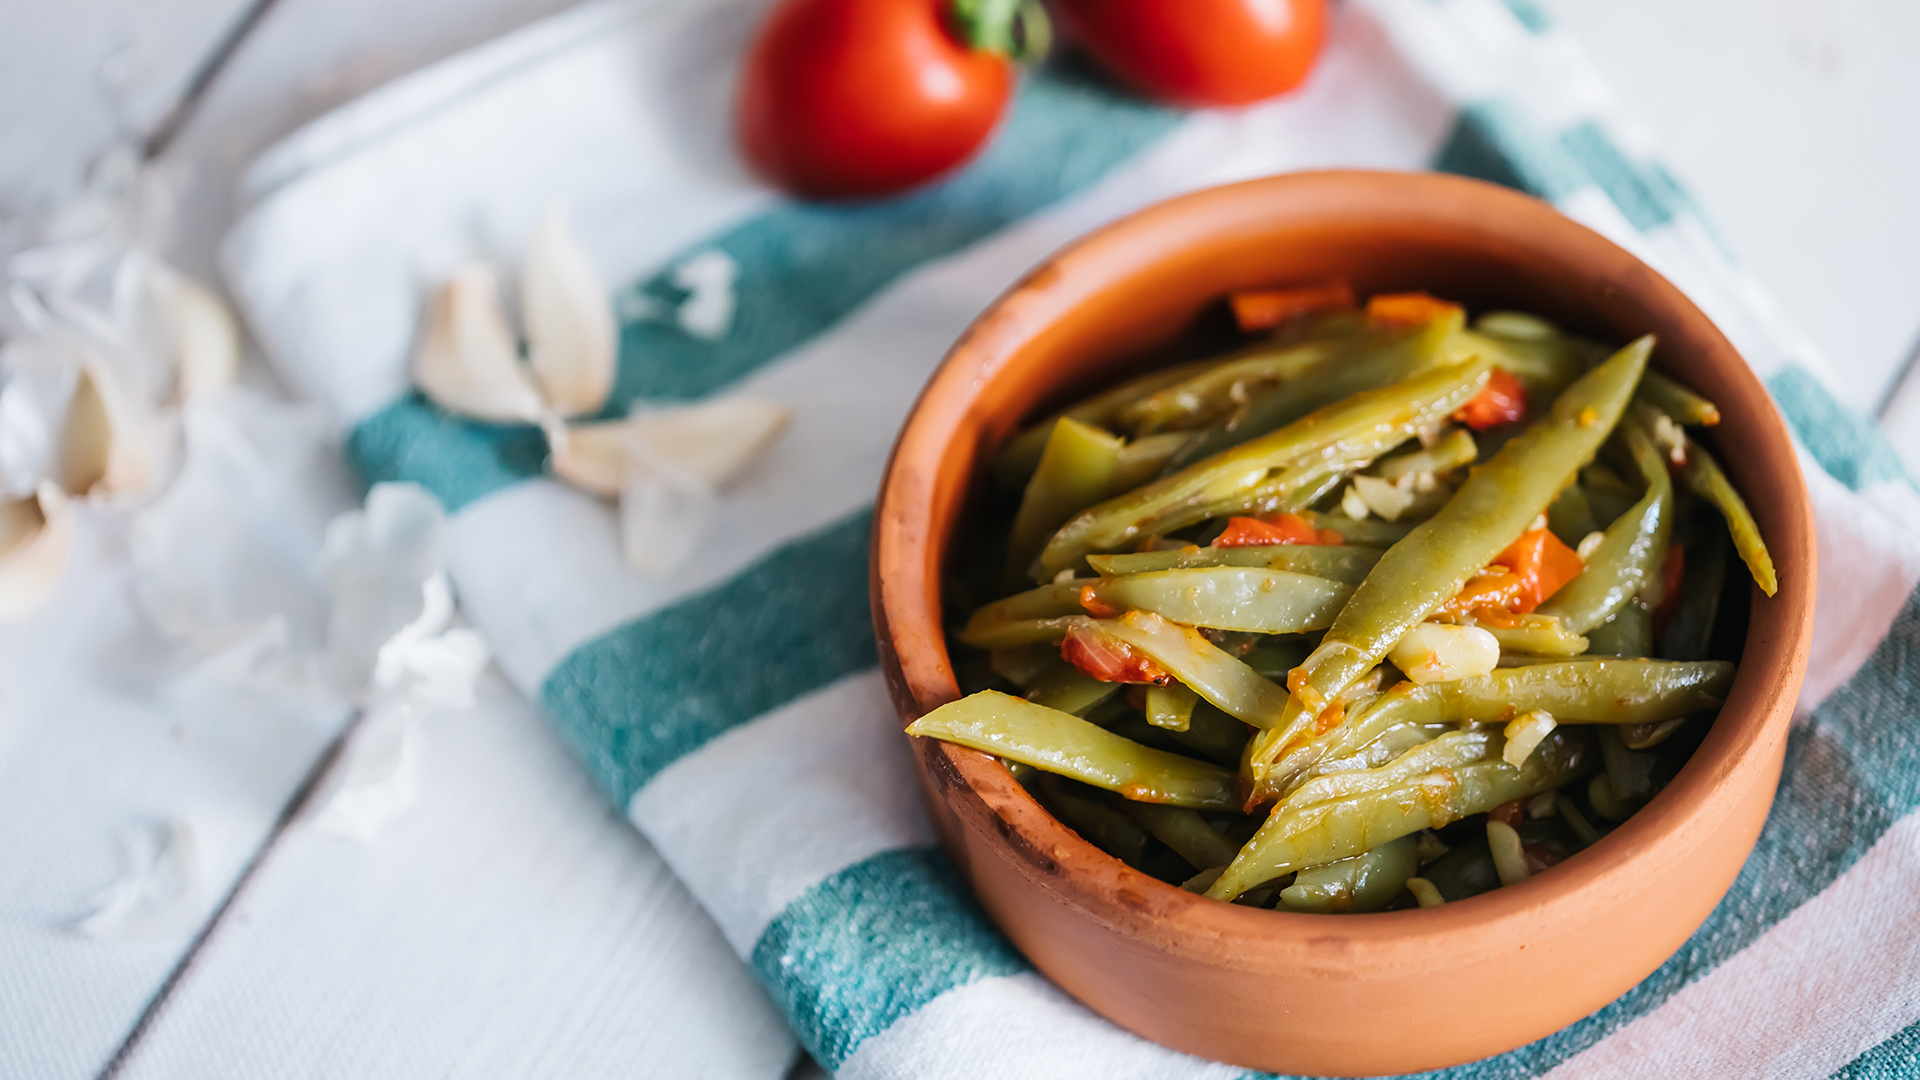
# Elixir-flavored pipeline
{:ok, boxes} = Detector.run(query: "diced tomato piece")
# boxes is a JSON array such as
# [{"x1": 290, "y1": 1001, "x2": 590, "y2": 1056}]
[
  {"x1": 1060, "y1": 623, "x2": 1174, "y2": 685},
  {"x1": 1435, "y1": 569, "x2": 1530, "y2": 623},
  {"x1": 1487, "y1": 800, "x2": 1525, "y2": 827},
  {"x1": 1490, "y1": 527, "x2": 1585, "y2": 612},
  {"x1": 1229, "y1": 281, "x2": 1355, "y2": 333},
  {"x1": 1650, "y1": 544, "x2": 1687, "y2": 637},
  {"x1": 1078, "y1": 584, "x2": 1122, "y2": 619},
  {"x1": 1212, "y1": 512, "x2": 1344, "y2": 548},
  {"x1": 1365, "y1": 291, "x2": 1463, "y2": 330},
  {"x1": 1454, "y1": 368, "x2": 1529, "y2": 429}
]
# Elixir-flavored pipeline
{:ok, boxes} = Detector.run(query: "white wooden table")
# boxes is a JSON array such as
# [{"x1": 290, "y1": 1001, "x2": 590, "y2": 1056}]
[{"x1": 2, "y1": 1, "x2": 1916, "y2": 1076}]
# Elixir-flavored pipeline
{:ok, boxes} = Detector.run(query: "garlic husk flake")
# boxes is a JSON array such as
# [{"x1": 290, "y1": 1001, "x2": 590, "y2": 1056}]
[
  {"x1": 523, "y1": 205, "x2": 615, "y2": 418},
  {"x1": 412, "y1": 264, "x2": 545, "y2": 423},
  {"x1": 159, "y1": 269, "x2": 241, "y2": 401},
  {"x1": 0, "y1": 480, "x2": 75, "y2": 620},
  {"x1": 58, "y1": 362, "x2": 157, "y2": 497}
]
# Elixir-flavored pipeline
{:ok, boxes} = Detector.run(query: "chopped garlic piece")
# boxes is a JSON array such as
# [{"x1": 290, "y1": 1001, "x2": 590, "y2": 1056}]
[
  {"x1": 1388, "y1": 622, "x2": 1500, "y2": 684},
  {"x1": 1488, "y1": 820, "x2": 1530, "y2": 886},
  {"x1": 1530, "y1": 512, "x2": 1548, "y2": 532},
  {"x1": 1406, "y1": 877, "x2": 1445, "y2": 908},
  {"x1": 1339, "y1": 484, "x2": 1370, "y2": 520},
  {"x1": 1352, "y1": 474, "x2": 1416, "y2": 521},
  {"x1": 1576, "y1": 530, "x2": 1606, "y2": 559},
  {"x1": 1502, "y1": 709, "x2": 1557, "y2": 767}
]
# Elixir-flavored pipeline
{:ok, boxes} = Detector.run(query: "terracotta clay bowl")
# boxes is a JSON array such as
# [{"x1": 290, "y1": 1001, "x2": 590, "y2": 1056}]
[{"x1": 870, "y1": 170, "x2": 1816, "y2": 1076}]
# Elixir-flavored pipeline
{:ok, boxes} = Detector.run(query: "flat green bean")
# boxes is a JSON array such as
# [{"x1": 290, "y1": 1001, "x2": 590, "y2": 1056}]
[
  {"x1": 1585, "y1": 602, "x2": 1653, "y2": 657},
  {"x1": 1540, "y1": 417, "x2": 1672, "y2": 633},
  {"x1": 1485, "y1": 614, "x2": 1591, "y2": 656},
  {"x1": 1420, "y1": 835, "x2": 1499, "y2": 902},
  {"x1": 1658, "y1": 519, "x2": 1727, "y2": 661},
  {"x1": 989, "y1": 644, "x2": 1065, "y2": 688},
  {"x1": 1088, "y1": 543, "x2": 1382, "y2": 583},
  {"x1": 1122, "y1": 802, "x2": 1242, "y2": 869},
  {"x1": 1119, "y1": 341, "x2": 1334, "y2": 434},
  {"x1": 960, "y1": 616, "x2": 1079, "y2": 650},
  {"x1": 1301, "y1": 510, "x2": 1415, "y2": 546},
  {"x1": 1681, "y1": 441, "x2": 1777, "y2": 596},
  {"x1": 1272, "y1": 336, "x2": 1653, "y2": 748},
  {"x1": 1165, "y1": 309, "x2": 1466, "y2": 470},
  {"x1": 993, "y1": 360, "x2": 1214, "y2": 488},
  {"x1": 1466, "y1": 314, "x2": 1592, "y2": 400},
  {"x1": 1146, "y1": 682, "x2": 1199, "y2": 731},
  {"x1": 1598, "y1": 726, "x2": 1657, "y2": 806},
  {"x1": 1031, "y1": 776, "x2": 1153, "y2": 867},
  {"x1": 1039, "y1": 359, "x2": 1494, "y2": 576},
  {"x1": 1208, "y1": 727, "x2": 1592, "y2": 900},
  {"x1": 1250, "y1": 658, "x2": 1730, "y2": 800},
  {"x1": 1371, "y1": 429, "x2": 1478, "y2": 482},
  {"x1": 1006, "y1": 418, "x2": 1123, "y2": 580},
  {"x1": 1081, "y1": 567, "x2": 1353, "y2": 634},
  {"x1": 1073, "y1": 613, "x2": 1291, "y2": 728},
  {"x1": 1280, "y1": 835, "x2": 1419, "y2": 913},
  {"x1": 1025, "y1": 666, "x2": 1121, "y2": 715},
  {"x1": 1638, "y1": 370, "x2": 1721, "y2": 427},
  {"x1": 1163, "y1": 701, "x2": 1253, "y2": 766},
  {"x1": 907, "y1": 690, "x2": 1238, "y2": 810},
  {"x1": 959, "y1": 580, "x2": 1083, "y2": 649},
  {"x1": 1546, "y1": 484, "x2": 1599, "y2": 548},
  {"x1": 1110, "y1": 433, "x2": 1191, "y2": 493}
]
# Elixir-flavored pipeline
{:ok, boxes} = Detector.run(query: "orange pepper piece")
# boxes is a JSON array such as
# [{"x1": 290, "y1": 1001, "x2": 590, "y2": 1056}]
[
  {"x1": 1365, "y1": 291, "x2": 1464, "y2": 330},
  {"x1": 1212, "y1": 512, "x2": 1345, "y2": 548},
  {"x1": 1454, "y1": 367, "x2": 1529, "y2": 429},
  {"x1": 1228, "y1": 281, "x2": 1355, "y2": 333}
]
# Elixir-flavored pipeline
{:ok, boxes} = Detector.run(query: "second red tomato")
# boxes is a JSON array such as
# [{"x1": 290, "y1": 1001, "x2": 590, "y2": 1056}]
[{"x1": 1050, "y1": 0, "x2": 1326, "y2": 108}]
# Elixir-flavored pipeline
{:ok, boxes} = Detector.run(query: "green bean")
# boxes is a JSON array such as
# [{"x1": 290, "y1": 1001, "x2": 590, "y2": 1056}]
[
  {"x1": 907, "y1": 690, "x2": 1238, "y2": 810},
  {"x1": 1306, "y1": 722, "x2": 1451, "y2": 779},
  {"x1": 961, "y1": 580, "x2": 1083, "y2": 636},
  {"x1": 1540, "y1": 415, "x2": 1673, "y2": 633},
  {"x1": 1118, "y1": 341, "x2": 1335, "y2": 434},
  {"x1": 1619, "y1": 718, "x2": 1687, "y2": 749},
  {"x1": 1239, "y1": 639, "x2": 1315, "y2": 681},
  {"x1": 1006, "y1": 418, "x2": 1124, "y2": 580},
  {"x1": 1165, "y1": 309, "x2": 1467, "y2": 471},
  {"x1": 1466, "y1": 314, "x2": 1592, "y2": 400},
  {"x1": 1485, "y1": 614, "x2": 1591, "y2": 657},
  {"x1": 960, "y1": 616, "x2": 1078, "y2": 650},
  {"x1": 1039, "y1": 358, "x2": 1495, "y2": 577},
  {"x1": 1546, "y1": 484, "x2": 1599, "y2": 549},
  {"x1": 1638, "y1": 370, "x2": 1721, "y2": 427},
  {"x1": 1420, "y1": 835, "x2": 1499, "y2": 902},
  {"x1": 1371, "y1": 429, "x2": 1479, "y2": 482},
  {"x1": 1208, "y1": 727, "x2": 1592, "y2": 900},
  {"x1": 1300, "y1": 510, "x2": 1415, "y2": 546},
  {"x1": 1585, "y1": 602, "x2": 1652, "y2": 657},
  {"x1": 1271, "y1": 336, "x2": 1653, "y2": 748},
  {"x1": 1110, "y1": 433, "x2": 1191, "y2": 493},
  {"x1": 1681, "y1": 441, "x2": 1777, "y2": 596},
  {"x1": 993, "y1": 360, "x2": 1215, "y2": 488},
  {"x1": 1659, "y1": 522, "x2": 1727, "y2": 661},
  {"x1": 1082, "y1": 567, "x2": 1353, "y2": 634},
  {"x1": 989, "y1": 644, "x2": 1065, "y2": 688},
  {"x1": 1122, "y1": 801, "x2": 1242, "y2": 869},
  {"x1": 1025, "y1": 666, "x2": 1121, "y2": 715},
  {"x1": 1031, "y1": 776, "x2": 1153, "y2": 867},
  {"x1": 1280, "y1": 835, "x2": 1420, "y2": 913},
  {"x1": 1597, "y1": 726, "x2": 1656, "y2": 806},
  {"x1": 1146, "y1": 682, "x2": 1199, "y2": 731},
  {"x1": 1280, "y1": 727, "x2": 1504, "y2": 810},
  {"x1": 1163, "y1": 702, "x2": 1253, "y2": 766},
  {"x1": 1249, "y1": 658, "x2": 1730, "y2": 801},
  {"x1": 1555, "y1": 794, "x2": 1602, "y2": 845},
  {"x1": 1088, "y1": 543, "x2": 1382, "y2": 583},
  {"x1": 1073, "y1": 613, "x2": 1291, "y2": 728}
]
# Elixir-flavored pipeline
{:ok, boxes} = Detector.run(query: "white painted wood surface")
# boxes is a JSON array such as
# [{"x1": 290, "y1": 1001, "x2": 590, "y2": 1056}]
[{"x1": 0, "y1": 1, "x2": 1914, "y2": 1078}]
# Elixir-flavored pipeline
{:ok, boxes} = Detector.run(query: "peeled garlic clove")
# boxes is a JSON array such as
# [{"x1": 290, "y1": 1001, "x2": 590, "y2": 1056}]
[
  {"x1": 1388, "y1": 621, "x2": 1500, "y2": 685},
  {"x1": 628, "y1": 395, "x2": 790, "y2": 489},
  {"x1": 163, "y1": 272, "x2": 241, "y2": 401},
  {"x1": 59, "y1": 363, "x2": 154, "y2": 497},
  {"x1": 548, "y1": 419, "x2": 628, "y2": 498},
  {"x1": 1352, "y1": 474, "x2": 1416, "y2": 521},
  {"x1": 0, "y1": 480, "x2": 74, "y2": 620},
  {"x1": 523, "y1": 205, "x2": 615, "y2": 418},
  {"x1": 412, "y1": 264, "x2": 545, "y2": 423}
]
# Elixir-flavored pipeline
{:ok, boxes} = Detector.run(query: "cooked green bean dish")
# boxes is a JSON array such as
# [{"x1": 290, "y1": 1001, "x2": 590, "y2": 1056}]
[{"x1": 911, "y1": 287, "x2": 1772, "y2": 912}]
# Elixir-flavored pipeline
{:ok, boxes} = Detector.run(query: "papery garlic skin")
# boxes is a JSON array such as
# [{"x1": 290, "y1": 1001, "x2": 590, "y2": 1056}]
[
  {"x1": 523, "y1": 205, "x2": 615, "y2": 418},
  {"x1": 58, "y1": 363, "x2": 157, "y2": 497},
  {"x1": 161, "y1": 271, "x2": 241, "y2": 401},
  {"x1": 0, "y1": 480, "x2": 74, "y2": 620},
  {"x1": 412, "y1": 264, "x2": 545, "y2": 423}
]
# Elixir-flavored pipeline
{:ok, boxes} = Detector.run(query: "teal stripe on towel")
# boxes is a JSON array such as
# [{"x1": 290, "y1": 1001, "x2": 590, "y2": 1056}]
[
  {"x1": 1556, "y1": 121, "x2": 1677, "y2": 233},
  {"x1": 1768, "y1": 366, "x2": 1914, "y2": 492},
  {"x1": 344, "y1": 64, "x2": 1179, "y2": 503},
  {"x1": 1246, "y1": 587, "x2": 1920, "y2": 1080},
  {"x1": 1831, "y1": 1017, "x2": 1920, "y2": 1080},
  {"x1": 610, "y1": 63, "x2": 1178, "y2": 405},
  {"x1": 752, "y1": 847, "x2": 1027, "y2": 1069},
  {"x1": 1432, "y1": 101, "x2": 1585, "y2": 203},
  {"x1": 541, "y1": 509, "x2": 877, "y2": 808}
]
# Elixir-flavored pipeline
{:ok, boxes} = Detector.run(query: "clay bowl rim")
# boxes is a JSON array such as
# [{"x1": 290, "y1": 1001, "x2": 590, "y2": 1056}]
[{"x1": 871, "y1": 169, "x2": 1817, "y2": 974}]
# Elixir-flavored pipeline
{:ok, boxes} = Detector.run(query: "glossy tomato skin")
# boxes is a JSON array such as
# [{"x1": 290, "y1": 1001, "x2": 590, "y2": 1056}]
[
  {"x1": 737, "y1": 0, "x2": 1013, "y2": 199},
  {"x1": 1051, "y1": 0, "x2": 1325, "y2": 107}
]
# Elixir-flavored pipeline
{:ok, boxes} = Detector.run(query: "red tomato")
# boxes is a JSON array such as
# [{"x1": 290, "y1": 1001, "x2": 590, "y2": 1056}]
[
  {"x1": 1050, "y1": 0, "x2": 1326, "y2": 107},
  {"x1": 736, "y1": 0, "x2": 1017, "y2": 199},
  {"x1": 1490, "y1": 526, "x2": 1585, "y2": 612},
  {"x1": 1060, "y1": 623, "x2": 1174, "y2": 684},
  {"x1": 1212, "y1": 512, "x2": 1344, "y2": 548},
  {"x1": 1454, "y1": 368, "x2": 1530, "y2": 429},
  {"x1": 1229, "y1": 280, "x2": 1355, "y2": 333}
]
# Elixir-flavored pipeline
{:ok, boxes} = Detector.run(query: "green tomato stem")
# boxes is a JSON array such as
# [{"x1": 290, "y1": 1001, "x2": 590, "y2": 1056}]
[{"x1": 950, "y1": 0, "x2": 1051, "y2": 62}]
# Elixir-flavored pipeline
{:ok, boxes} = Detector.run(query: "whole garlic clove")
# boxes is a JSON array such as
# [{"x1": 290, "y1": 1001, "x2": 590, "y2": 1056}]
[
  {"x1": 549, "y1": 396, "x2": 791, "y2": 500},
  {"x1": 412, "y1": 264, "x2": 545, "y2": 423},
  {"x1": 522, "y1": 205, "x2": 615, "y2": 418},
  {"x1": 162, "y1": 271, "x2": 241, "y2": 401},
  {"x1": 0, "y1": 480, "x2": 74, "y2": 620},
  {"x1": 58, "y1": 362, "x2": 155, "y2": 497}
]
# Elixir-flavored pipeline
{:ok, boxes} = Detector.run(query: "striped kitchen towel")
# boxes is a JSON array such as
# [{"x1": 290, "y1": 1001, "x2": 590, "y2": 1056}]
[{"x1": 224, "y1": 0, "x2": 1920, "y2": 1076}]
